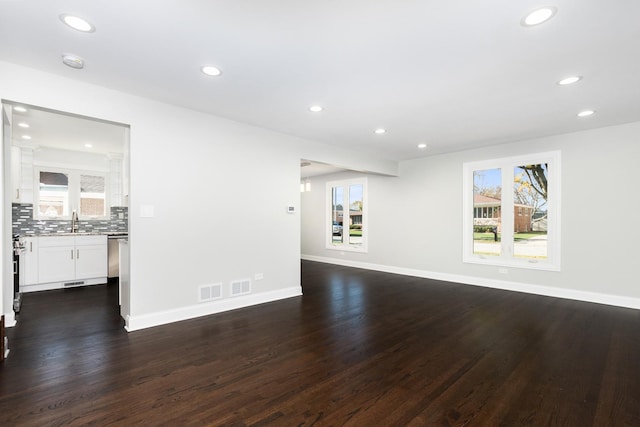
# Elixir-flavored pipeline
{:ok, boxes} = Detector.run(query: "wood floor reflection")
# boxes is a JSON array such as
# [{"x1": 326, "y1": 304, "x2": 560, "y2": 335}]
[{"x1": 1, "y1": 261, "x2": 639, "y2": 426}]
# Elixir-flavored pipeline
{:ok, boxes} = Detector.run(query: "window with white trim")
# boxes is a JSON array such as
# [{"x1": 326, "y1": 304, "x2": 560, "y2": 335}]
[
  {"x1": 79, "y1": 174, "x2": 107, "y2": 217},
  {"x1": 326, "y1": 178, "x2": 367, "y2": 252},
  {"x1": 35, "y1": 167, "x2": 109, "y2": 220},
  {"x1": 38, "y1": 171, "x2": 70, "y2": 218},
  {"x1": 463, "y1": 151, "x2": 561, "y2": 271}
]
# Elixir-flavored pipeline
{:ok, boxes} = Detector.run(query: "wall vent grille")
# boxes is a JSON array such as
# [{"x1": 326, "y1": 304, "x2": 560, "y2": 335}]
[
  {"x1": 64, "y1": 281, "x2": 85, "y2": 287},
  {"x1": 199, "y1": 283, "x2": 222, "y2": 302},
  {"x1": 231, "y1": 279, "x2": 251, "y2": 296}
]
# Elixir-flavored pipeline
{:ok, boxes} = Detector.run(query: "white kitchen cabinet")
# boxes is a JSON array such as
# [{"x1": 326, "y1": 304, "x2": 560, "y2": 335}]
[
  {"x1": 109, "y1": 156, "x2": 123, "y2": 207},
  {"x1": 75, "y1": 236, "x2": 108, "y2": 279},
  {"x1": 10, "y1": 146, "x2": 21, "y2": 203},
  {"x1": 10, "y1": 147, "x2": 34, "y2": 204},
  {"x1": 23, "y1": 237, "x2": 39, "y2": 286},
  {"x1": 34, "y1": 235, "x2": 107, "y2": 291},
  {"x1": 38, "y1": 237, "x2": 75, "y2": 284}
]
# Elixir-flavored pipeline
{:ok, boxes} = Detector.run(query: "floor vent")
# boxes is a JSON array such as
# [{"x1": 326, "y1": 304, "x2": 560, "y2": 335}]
[
  {"x1": 199, "y1": 283, "x2": 222, "y2": 302},
  {"x1": 64, "y1": 281, "x2": 85, "y2": 287},
  {"x1": 231, "y1": 279, "x2": 251, "y2": 296}
]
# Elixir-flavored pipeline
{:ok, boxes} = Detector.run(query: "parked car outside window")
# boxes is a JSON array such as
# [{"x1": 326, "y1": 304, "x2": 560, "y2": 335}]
[{"x1": 332, "y1": 221, "x2": 343, "y2": 236}]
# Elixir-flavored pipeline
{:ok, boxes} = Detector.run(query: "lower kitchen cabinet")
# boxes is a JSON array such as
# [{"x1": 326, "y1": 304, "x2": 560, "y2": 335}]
[
  {"x1": 27, "y1": 235, "x2": 107, "y2": 292},
  {"x1": 75, "y1": 236, "x2": 108, "y2": 279},
  {"x1": 23, "y1": 237, "x2": 39, "y2": 286},
  {"x1": 38, "y1": 237, "x2": 75, "y2": 284}
]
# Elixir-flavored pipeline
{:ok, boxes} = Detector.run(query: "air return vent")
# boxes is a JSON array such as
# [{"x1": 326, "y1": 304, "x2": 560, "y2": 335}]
[
  {"x1": 199, "y1": 283, "x2": 222, "y2": 302},
  {"x1": 230, "y1": 279, "x2": 251, "y2": 296}
]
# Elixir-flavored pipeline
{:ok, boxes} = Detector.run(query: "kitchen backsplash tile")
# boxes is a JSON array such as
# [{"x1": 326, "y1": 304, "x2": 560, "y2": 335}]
[{"x1": 12, "y1": 203, "x2": 128, "y2": 235}]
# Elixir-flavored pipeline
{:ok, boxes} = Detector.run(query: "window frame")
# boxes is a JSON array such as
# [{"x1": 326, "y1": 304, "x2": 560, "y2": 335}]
[
  {"x1": 79, "y1": 173, "x2": 108, "y2": 218},
  {"x1": 36, "y1": 169, "x2": 71, "y2": 219},
  {"x1": 34, "y1": 166, "x2": 110, "y2": 220},
  {"x1": 326, "y1": 177, "x2": 368, "y2": 253},
  {"x1": 462, "y1": 151, "x2": 561, "y2": 271}
]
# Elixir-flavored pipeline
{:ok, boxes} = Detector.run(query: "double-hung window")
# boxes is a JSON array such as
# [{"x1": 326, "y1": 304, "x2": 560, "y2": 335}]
[
  {"x1": 326, "y1": 178, "x2": 367, "y2": 252},
  {"x1": 35, "y1": 167, "x2": 108, "y2": 220},
  {"x1": 79, "y1": 174, "x2": 107, "y2": 217},
  {"x1": 463, "y1": 151, "x2": 561, "y2": 271},
  {"x1": 38, "y1": 171, "x2": 70, "y2": 218}
]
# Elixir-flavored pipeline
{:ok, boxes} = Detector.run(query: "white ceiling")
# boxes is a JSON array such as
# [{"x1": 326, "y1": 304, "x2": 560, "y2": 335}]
[
  {"x1": 10, "y1": 105, "x2": 127, "y2": 155},
  {"x1": 300, "y1": 160, "x2": 345, "y2": 179},
  {"x1": 1, "y1": 1, "x2": 639, "y2": 161}
]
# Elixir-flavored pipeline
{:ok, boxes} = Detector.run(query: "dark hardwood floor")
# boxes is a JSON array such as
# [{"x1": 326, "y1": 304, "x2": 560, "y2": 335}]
[{"x1": 1, "y1": 261, "x2": 639, "y2": 426}]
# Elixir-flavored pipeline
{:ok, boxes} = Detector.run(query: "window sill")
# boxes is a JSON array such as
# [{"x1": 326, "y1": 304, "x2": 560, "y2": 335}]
[
  {"x1": 326, "y1": 245, "x2": 368, "y2": 254},
  {"x1": 463, "y1": 255, "x2": 560, "y2": 272}
]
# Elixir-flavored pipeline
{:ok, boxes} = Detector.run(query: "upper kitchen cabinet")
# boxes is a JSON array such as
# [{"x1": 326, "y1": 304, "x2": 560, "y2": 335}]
[
  {"x1": 10, "y1": 146, "x2": 21, "y2": 203},
  {"x1": 10, "y1": 146, "x2": 34, "y2": 204},
  {"x1": 109, "y1": 154, "x2": 125, "y2": 207}
]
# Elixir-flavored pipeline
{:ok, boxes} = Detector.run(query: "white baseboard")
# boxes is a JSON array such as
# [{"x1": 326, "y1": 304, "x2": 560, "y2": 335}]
[
  {"x1": 125, "y1": 286, "x2": 302, "y2": 332},
  {"x1": 21, "y1": 277, "x2": 107, "y2": 293},
  {"x1": 301, "y1": 254, "x2": 640, "y2": 310}
]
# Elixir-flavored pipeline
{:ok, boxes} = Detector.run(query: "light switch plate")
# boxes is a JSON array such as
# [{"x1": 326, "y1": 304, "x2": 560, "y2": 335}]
[{"x1": 140, "y1": 205, "x2": 155, "y2": 218}]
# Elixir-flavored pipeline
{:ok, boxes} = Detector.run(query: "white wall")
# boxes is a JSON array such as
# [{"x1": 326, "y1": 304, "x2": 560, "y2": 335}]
[
  {"x1": 302, "y1": 121, "x2": 640, "y2": 308},
  {"x1": 4, "y1": 59, "x2": 635, "y2": 330},
  {"x1": 2, "y1": 104, "x2": 12, "y2": 327},
  {"x1": 32, "y1": 147, "x2": 110, "y2": 171},
  {"x1": 0, "y1": 61, "x2": 396, "y2": 329}
]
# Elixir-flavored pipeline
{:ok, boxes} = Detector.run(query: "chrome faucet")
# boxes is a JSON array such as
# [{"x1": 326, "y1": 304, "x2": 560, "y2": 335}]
[{"x1": 71, "y1": 210, "x2": 79, "y2": 233}]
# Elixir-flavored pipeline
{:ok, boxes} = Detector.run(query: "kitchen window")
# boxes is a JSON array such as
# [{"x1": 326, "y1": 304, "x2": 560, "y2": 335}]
[
  {"x1": 80, "y1": 174, "x2": 107, "y2": 217},
  {"x1": 38, "y1": 171, "x2": 70, "y2": 218},
  {"x1": 326, "y1": 178, "x2": 368, "y2": 252},
  {"x1": 462, "y1": 151, "x2": 561, "y2": 271},
  {"x1": 35, "y1": 167, "x2": 109, "y2": 220}
]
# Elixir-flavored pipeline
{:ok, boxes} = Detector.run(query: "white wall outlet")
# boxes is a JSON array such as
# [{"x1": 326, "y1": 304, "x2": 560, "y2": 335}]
[
  {"x1": 254, "y1": 273, "x2": 264, "y2": 280},
  {"x1": 498, "y1": 268, "x2": 509, "y2": 274},
  {"x1": 118, "y1": 212, "x2": 124, "y2": 219}
]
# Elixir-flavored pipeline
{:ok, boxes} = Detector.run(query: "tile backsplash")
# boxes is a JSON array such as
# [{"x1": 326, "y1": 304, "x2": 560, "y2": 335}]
[{"x1": 12, "y1": 203, "x2": 128, "y2": 235}]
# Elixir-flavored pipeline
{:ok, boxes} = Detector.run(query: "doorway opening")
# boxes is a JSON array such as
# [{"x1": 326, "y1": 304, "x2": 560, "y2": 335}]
[{"x1": 2, "y1": 101, "x2": 130, "y2": 331}]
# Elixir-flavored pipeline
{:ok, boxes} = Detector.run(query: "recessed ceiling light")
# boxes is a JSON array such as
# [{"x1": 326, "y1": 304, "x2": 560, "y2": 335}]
[
  {"x1": 557, "y1": 76, "x2": 582, "y2": 85},
  {"x1": 521, "y1": 7, "x2": 557, "y2": 27},
  {"x1": 14, "y1": 106, "x2": 27, "y2": 113},
  {"x1": 308, "y1": 105, "x2": 323, "y2": 112},
  {"x1": 577, "y1": 110, "x2": 595, "y2": 117},
  {"x1": 62, "y1": 54, "x2": 85, "y2": 69},
  {"x1": 374, "y1": 128, "x2": 386, "y2": 134},
  {"x1": 21, "y1": 135, "x2": 32, "y2": 140},
  {"x1": 84, "y1": 143, "x2": 93, "y2": 148},
  {"x1": 17, "y1": 122, "x2": 30, "y2": 128},
  {"x1": 417, "y1": 143, "x2": 427, "y2": 149},
  {"x1": 201, "y1": 65, "x2": 222, "y2": 76},
  {"x1": 60, "y1": 14, "x2": 95, "y2": 32}
]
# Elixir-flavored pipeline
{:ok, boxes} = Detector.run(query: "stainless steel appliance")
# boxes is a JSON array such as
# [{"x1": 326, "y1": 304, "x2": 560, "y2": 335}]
[
  {"x1": 12, "y1": 235, "x2": 24, "y2": 313},
  {"x1": 107, "y1": 232, "x2": 128, "y2": 278}
]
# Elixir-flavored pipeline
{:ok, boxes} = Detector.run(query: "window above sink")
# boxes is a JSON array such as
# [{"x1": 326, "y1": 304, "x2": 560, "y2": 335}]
[{"x1": 35, "y1": 167, "x2": 108, "y2": 220}]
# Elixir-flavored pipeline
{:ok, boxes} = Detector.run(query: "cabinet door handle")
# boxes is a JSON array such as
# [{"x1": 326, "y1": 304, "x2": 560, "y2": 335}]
[
  {"x1": 71, "y1": 249, "x2": 74, "y2": 259},
  {"x1": 77, "y1": 249, "x2": 80, "y2": 259},
  {"x1": 30, "y1": 241, "x2": 32, "y2": 252},
  {"x1": 16, "y1": 189, "x2": 20, "y2": 200}
]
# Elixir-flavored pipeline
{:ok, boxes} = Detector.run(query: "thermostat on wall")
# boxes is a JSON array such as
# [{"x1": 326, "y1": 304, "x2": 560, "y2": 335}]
[{"x1": 287, "y1": 206, "x2": 295, "y2": 213}]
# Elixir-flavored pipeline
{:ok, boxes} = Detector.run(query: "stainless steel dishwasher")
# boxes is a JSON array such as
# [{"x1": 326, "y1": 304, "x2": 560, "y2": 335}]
[{"x1": 107, "y1": 233, "x2": 128, "y2": 278}]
